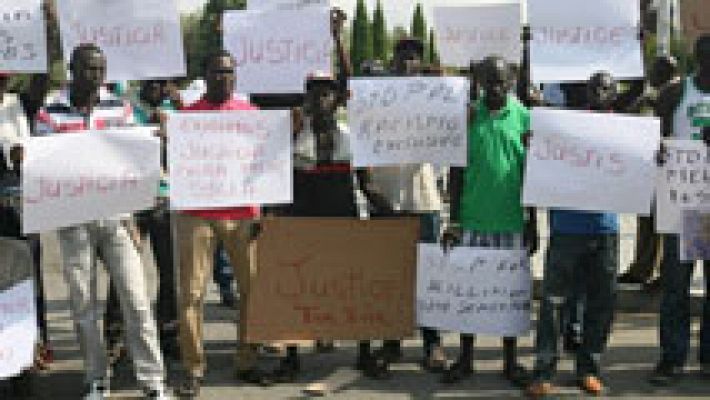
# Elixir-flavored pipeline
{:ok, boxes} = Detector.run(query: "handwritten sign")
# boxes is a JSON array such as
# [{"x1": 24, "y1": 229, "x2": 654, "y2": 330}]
[
  {"x1": 168, "y1": 111, "x2": 292, "y2": 209},
  {"x1": 681, "y1": 0, "x2": 710, "y2": 46},
  {"x1": 245, "y1": 217, "x2": 419, "y2": 342},
  {"x1": 523, "y1": 108, "x2": 660, "y2": 214},
  {"x1": 433, "y1": 4, "x2": 521, "y2": 67},
  {"x1": 529, "y1": 0, "x2": 644, "y2": 82},
  {"x1": 0, "y1": 0, "x2": 47, "y2": 73},
  {"x1": 656, "y1": 139, "x2": 710, "y2": 233},
  {"x1": 247, "y1": 0, "x2": 329, "y2": 10},
  {"x1": 0, "y1": 239, "x2": 36, "y2": 379},
  {"x1": 22, "y1": 130, "x2": 161, "y2": 234},
  {"x1": 417, "y1": 244, "x2": 531, "y2": 336},
  {"x1": 680, "y1": 210, "x2": 710, "y2": 261},
  {"x1": 348, "y1": 77, "x2": 468, "y2": 167},
  {"x1": 223, "y1": 8, "x2": 333, "y2": 94},
  {"x1": 57, "y1": 0, "x2": 186, "y2": 81}
]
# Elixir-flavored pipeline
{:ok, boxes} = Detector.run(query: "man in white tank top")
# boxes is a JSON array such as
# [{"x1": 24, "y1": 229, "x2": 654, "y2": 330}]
[{"x1": 650, "y1": 34, "x2": 710, "y2": 386}]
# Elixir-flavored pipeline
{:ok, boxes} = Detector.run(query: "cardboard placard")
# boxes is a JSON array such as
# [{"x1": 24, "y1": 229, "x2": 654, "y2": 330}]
[
  {"x1": 680, "y1": 0, "x2": 710, "y2": 46},
  {"x1": 529, "y1": 0, "x2": 644, "y2": 82},
  {"x1": 245, "y1": 217, "x2": 419, "y2": 342},
  {"x1": 656, "y1": 139, "x2": 710, "y2": 233},
  {"x1": 22, "y1": 130, "x2": 161, "y2": 234},
  {"x1": 223, "y1": 8, "x2": 333, "y2": 94},
  {"x1": 0, "y1": 0, "x2": 48, "y2": 73},
  {"x1": 348, "y1": 77, "x2": 468, "y2": 167},
  {"x1": 57, "y1": 0, "x2": 186, "y2": 81},
  {"x1": 433, "y1": 4, "x2": 522, "y2": 67},
  {"x1": 168, "y1": 110, "x2": 292, "y2": 209},
  {"x1": 417, "y1": 244, "x2": 531, "y2": 336},
  {"x1": 523, "y1": 108, "x2": 660, "y2": 214}
]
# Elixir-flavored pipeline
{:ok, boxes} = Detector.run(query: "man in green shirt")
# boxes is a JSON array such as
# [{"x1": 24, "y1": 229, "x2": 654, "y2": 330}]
[{"x1": 443, "y1": 56, "x2": 537, "y2": 385}]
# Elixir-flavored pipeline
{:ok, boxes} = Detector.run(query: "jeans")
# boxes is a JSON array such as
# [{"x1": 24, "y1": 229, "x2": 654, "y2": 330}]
[
  {"x1": 659, "y1": 234, "x2": 710, "y2": 366},
  {"x1": 58, "y1": 219, "x2": 165, "y2": 388},
  {"x1": 534, "y1": 234, "x2": 618, "y2": 379},
  {"x1": 213, "y1": 242, "x2": 234, "y2": 296}
]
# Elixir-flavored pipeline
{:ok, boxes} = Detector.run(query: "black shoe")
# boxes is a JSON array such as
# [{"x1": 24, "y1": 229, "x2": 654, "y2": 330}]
[
  {"x1": 356, "y1": 351, "x2": 371, "y2": 371},
  {"x1": 643, "y1": 277, "x2": 662, "y2": 292},
  {"x1": 177, "y1": 376, "x2": 200, "y2": 398},
  {"x1": 382, "y1": 341, "x2": 402, "y2": 362},
  {"x1": 441, "y1": 359, "x2": 473, "y2": 384},
  {"x1": 562, "y1": 330, "x2": 581, "y2": 354},
  {"x1": 504, "y1": 363, "x2": 530, "y2": 387},
  {"x1": 649, "y1": 362, "x2": 684, "y2": 386},
  {"x1": 362, "y1": 350, "x2": 391, "y2": 380},
  {"x1": 219, "y1": 290, "x2": 237, "y2": 308},
  {"x1": 272, "y1": 356, "x2": 300, "y2": 383},
  {"x1": 618, "y1": 272, "x2": 644, "y2": 285},
  {"x1": 237, "y1": 368, "x2": 273, "y2": 387}
]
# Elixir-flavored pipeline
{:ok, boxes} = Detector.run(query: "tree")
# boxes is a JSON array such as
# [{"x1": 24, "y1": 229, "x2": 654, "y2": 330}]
[
  {"x1": 350, "y1": 0, "x2": 372, "y2": 75},
  {"x1": 410, "y1": 3, "x2": 428, "y2": 62},
  {"x1": 371, "y1": 0, "x2": 388, "y2": 62},
  {"x1": 428, "y1": 29, "x2": 439, "y2": 66},
  {"x1": 190, "y1": 0, "x2": 246, "y2": 78}
]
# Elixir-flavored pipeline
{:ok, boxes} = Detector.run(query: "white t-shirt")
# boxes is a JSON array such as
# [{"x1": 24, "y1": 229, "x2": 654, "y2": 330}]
[{"x1": 0, "y1": 94, "x2": 30, "y2": 169}]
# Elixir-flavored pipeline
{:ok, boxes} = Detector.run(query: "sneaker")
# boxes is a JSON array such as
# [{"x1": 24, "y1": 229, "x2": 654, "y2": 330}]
[
  {"x1": 649, "y1": 362, "x2": 684, "y2": 386},
  {"x1": 526, "y1": 381, "x2": 556, "y2": 399},
  {"x1": 144, "y1": 386, "x2": 173, "y2": 399},
  {"x1": 578, "y1": 375, "x2": 604, "y2": 396},
  {"x1": 83, "y1": 380, "x2": 109, "y2": 400}
]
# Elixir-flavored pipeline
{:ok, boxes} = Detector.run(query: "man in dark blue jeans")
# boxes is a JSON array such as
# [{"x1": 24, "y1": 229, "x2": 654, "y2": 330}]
[
  {"x1": 650, "y1": 35, "x2": 710, "y2": 385},
  {"x1": 527, "y1": 72, "x2": 621, "y2": 398}
]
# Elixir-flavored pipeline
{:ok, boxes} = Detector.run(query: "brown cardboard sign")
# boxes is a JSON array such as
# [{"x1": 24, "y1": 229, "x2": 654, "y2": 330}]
[
  {"x1": 245, "y1": 217, "x2": 420, "y2": 342},
  {"x1": 681, "y1": 0, "x2": 710, "y2": 46}
]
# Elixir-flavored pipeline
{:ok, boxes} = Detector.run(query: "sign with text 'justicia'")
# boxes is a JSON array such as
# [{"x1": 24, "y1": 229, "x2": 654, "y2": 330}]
[{"x1": 0, "y1": 0, "x2": 47, "y2": 73}]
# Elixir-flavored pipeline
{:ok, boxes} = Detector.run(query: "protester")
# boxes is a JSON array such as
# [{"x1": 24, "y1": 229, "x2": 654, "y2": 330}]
[
  {"x1": 441, "y1": 56, "x2": 536, "y2": 386},
  {"x1": 618, "y1": 55, "x2": 681, "y2": 290},
  {"x1": 175, "y1": 49, "x2": 265, "y2": 397},
  {"x1": 355, "y1": 37, "x2": 447, "y2": 379},
  {"x1": 526, "y1": 71, "x2": 622, "y2": 398},
  {"x1": 33, "y1": 43, "x2": 171, "y2": 400},
  {"x1": 650, "y1": 34, "x2": 710, "y2": 386}
]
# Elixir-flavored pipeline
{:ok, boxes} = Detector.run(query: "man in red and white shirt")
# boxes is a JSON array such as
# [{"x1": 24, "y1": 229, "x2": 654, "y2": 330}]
[
  {"x1": 176, "y1": 50, "x2": 264, "y2": 398},
  {"x1": 33, "y1": 44, "x2": 170, "y2": 400}
]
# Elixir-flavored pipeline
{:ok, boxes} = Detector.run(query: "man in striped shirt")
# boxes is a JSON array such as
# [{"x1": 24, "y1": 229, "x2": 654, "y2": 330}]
[{"x1": 33, "y1": 43, "x2": 171, "y2": 400}]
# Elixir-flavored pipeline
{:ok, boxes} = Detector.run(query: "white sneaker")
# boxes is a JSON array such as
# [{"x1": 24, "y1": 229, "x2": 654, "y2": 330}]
[
  {"x1": 83, "y1": 380, "x2": 109, "y2": 400},
  {"x1": 144, "y1": 385, "x2": 174, "y2": 400}
]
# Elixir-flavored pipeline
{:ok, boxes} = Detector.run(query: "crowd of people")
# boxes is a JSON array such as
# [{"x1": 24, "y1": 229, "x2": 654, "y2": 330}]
[{"x1": 0, "y1": 3, "x2": 709, "y2": 400}]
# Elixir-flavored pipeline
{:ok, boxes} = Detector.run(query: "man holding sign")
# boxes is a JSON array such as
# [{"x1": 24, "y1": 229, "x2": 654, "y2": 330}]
[
  {"x1": 443, "y1": 56, "x2": 536, "y2": 386},
  {"x1": 527, "y1": 72, "x2": 623, "y2": 398},
  {"x1": 32, "y1": 44, "x2": 171, "y2": 400},
  {"x1": 174, "y1": 50, "x2": 267, "y2": 397},
  {"x1": 650, "y1": 35, "x2": 710, "y2": 386}
]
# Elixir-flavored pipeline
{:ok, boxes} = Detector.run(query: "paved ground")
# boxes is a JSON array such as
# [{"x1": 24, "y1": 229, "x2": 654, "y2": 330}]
[{"x1": 4, "y1": 215, "x2": 709, "y2": 399}]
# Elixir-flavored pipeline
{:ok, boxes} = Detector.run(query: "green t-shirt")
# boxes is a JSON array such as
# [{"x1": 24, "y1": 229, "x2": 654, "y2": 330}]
[{"x1": 459, "y1": 96, "x2": 529, "y2": 233}]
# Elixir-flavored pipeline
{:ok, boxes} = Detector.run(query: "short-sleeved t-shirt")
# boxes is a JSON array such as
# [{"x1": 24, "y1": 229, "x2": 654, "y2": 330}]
[{"x1": 459, "y1": 96, "x2": 529, "y2": 233}]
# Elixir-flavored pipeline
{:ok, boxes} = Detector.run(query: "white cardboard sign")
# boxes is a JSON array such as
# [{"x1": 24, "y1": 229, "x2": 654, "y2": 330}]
[
  {"x1": 247, "y1": 0, "x2": 329, "y2": 10},
  {"x1": 529, "y1": 0, "x2": 644, "y2": 82},
  {"x1": 433, "y1": 4, "x2": 521, "y2": 67},
  {"x1": 656, "y1": 139, "x2": 710, "y2": 233},
  {"x1": 22, "y1": 130, "x2": 161, "y2": 234},
  {"x1": 0, "y1": 280, "x2": 37, "y2": 379},
  {"x1": 417, "y1": 244, "x2": 531, "y2": 336},
  {"x1": 348, "y1": 77, "x2": 468, "y2": 167},
  {"x1": 0, "y1": 0, "x2": 48, "y2": 73},
  {"x1": 223, "y1": 8, "x2": 333, "y2": 94},
  {"x1": 57, "y1": 0, "x2": 186, "y2": 81},
  {"x1": 168, "y1": 111, "x2": 293, "y2": 209},
  {"x1": 523, "y1": 108, "x2": 660, "y2": 214}
]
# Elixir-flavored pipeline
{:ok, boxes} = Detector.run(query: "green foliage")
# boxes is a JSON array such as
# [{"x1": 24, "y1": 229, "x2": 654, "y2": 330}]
[
  {"x1": 371, "y1": 0, "x2": 388, "y2": 62},
  {"x1": 350, "y1": 0, "x2": 372, "y2": 75},
  {"x1": 428, "y1": 29, "x2": 439, "y2": 66}
]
